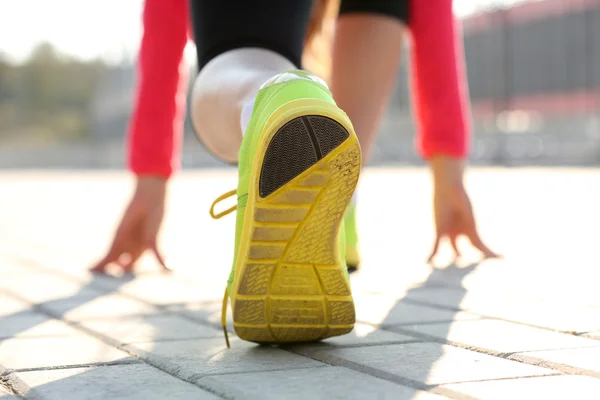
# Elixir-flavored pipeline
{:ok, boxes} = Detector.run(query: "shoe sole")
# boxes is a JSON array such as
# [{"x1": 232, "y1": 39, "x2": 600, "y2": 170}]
[{"x1": 231, "y1": 99, "x2": 361, "y2": 343}]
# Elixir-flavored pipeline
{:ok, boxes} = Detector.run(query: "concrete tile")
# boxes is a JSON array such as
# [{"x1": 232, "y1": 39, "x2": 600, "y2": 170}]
[
  {"x1": 314, "y1": 342, "x2": 552, "y2": 385},
  {"x1": 79, "y1": 314, "x2": 221, "y2": 344},
  {"x1": 405, "y1": 287, "x2": 600, "y2": 333},
  {"x1": 0, "y1": 312, "x2": 80, "y2": 339},
  {"x1": 0, "y1": 293, "x2": 31, "y2": 317},
  {"x1": 57, "y1": 294, "x2": 156, "y2": 321},
  {"x1": 119, "y1": 276, "x2": 223, "y2": 305},
  {"x1": 515, "y1": 347, "x2": 600, "y2": 373},
  {"x1": 443, "y1": 375, "x2": 600, "y2": 400},
  {"x1": 354, "y1": 294, "x2": 479, "y2": 326},
  {"x1": 12, "y1": 364, "x2": 219, "y2": 400},
  {"x1": 199, "y1": 366, "x2": 447, "y2": 400},
  {"x1": 0, "y1": 386, "x2": 18, "y2": 399},
  {"x1": 124, "y1": 338, "x2": 324, "y2": 381},
  {"x1": 0, "y1": 275, "x2": 105, "y2": 306},
  {"x1": 0, "y1": 335, "x2": 131, "y2": 369},
  {"x1": 166, "y1": 301, "x2": 228, "y2": 326},
  {"x1": 395, "y1": 319, "x2": 600, "y2": 353},
  {"x1": 321, "y1": 323, "x2": 416, "y2": 346}
]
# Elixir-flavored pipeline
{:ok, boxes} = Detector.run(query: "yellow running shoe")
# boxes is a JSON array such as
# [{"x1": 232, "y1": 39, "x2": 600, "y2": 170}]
[
  {"x1": 344, "y1": 201, "x2": 361, "y2": 273},
  {"x1": 211, "y1": 70, "x2": 361, "y2": 345}
]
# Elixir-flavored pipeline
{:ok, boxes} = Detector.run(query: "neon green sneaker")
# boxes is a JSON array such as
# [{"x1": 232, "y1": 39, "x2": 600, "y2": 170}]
[
  {"x1": 344, "y1": 200, "x2": 361, "y2": 273},
  {"x1": 210, "y1": 70, "x2": 361, "y2": 346}
]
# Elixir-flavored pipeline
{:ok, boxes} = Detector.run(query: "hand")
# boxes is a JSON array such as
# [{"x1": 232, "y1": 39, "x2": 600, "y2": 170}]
[
  {"x1": 427, "y1": 156, "x2": 500, "y2": 262},
  {"x1": 90, "y1": 176, "x2": 170, "y2": 273}
]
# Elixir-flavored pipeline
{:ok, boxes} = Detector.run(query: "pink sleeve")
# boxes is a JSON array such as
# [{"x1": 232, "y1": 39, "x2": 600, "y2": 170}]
[
  {"x1": 127, "y1": 0, "x2": 190, "y2": 178},
  {"x1": 409, "y1": 0, "x2": 471, "y2": 159}
]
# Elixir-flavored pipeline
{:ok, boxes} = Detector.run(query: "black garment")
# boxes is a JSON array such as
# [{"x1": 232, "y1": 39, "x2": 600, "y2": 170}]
[{"x1": 189, "y1": 0, "x2": 410, "y2": 71}]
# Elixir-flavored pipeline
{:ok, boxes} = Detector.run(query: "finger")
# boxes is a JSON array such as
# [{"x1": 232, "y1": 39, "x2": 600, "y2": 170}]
[
  {"x1": 118, "y1": 249, "x2": 144, "y2": 271},
  {"x1": 89, "y1": 249, "x2": 120, "y2": 274},
  {"x1": 450, "y1": 234, "x2": 461, "y2": 259},
  {"x1": 427, "y1": 235, "x2": 441, "y2": 264},
  {"x1": 466, "y1": 229, "x2": 501, "y2": 259},
  {"x1": 151, "y1": 243, "x2": 172, "y2": 273}
]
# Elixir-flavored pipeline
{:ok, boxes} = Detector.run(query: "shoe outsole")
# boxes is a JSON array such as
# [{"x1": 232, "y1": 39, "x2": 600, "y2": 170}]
[{"x1": 232, "y1": 110, "x2": 360, "y2": 344}]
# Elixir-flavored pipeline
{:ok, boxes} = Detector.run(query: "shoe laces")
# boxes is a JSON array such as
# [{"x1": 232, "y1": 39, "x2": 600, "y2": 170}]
[{"x1": 209, "y1": 189, "x2": 238, "y2": 349}]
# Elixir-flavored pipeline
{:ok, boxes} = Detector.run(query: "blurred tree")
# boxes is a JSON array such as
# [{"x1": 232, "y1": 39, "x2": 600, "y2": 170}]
[{"x1": 0, "y1": 42, "x2": 108, "y2": 144}]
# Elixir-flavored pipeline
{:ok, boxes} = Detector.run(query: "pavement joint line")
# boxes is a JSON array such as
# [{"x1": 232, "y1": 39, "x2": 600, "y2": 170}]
[
  {"x1": 0, "y1": 373, "x2": 25, "y2": 400},
  {"x1": 0, "y1": 334, "x2": 79, "y2": 341},
  {"x1": 285, "y1": 347, "x2": 476, "y2": 400},
  {"x1": 284, "y1": 339, "x2": 425, "y2": 353},
  {"x1": 0, "y1": 291, "x2": 229, "y2": 399},
  {"x1": 13, "y1": 359, "x2": 143, "y2": 373},
  {"x1": 427, "y1": 373, "x2": 565, "y2": 388},
  {"x1": 5, "y1": 251, "x2": 600, "y2": 393},
  {"x1": 9, "y1": 251, "x2": 600, "y2": 340},
  {"x1": 196, "y1": 364, "x2": 330, "y2": 379},
  {"x1": 396, "y1": 296, "x2": 600, "y2": 338},
  {"x1": 386, "y1": 326, "x2": 600, "y2": 379}
]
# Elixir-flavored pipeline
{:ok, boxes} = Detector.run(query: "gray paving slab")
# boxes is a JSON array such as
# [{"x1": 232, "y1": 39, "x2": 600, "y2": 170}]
[
  {"x1": 0, "y1": 275, "x2": 105, "y2": 306},
  {"x1": 514, "y1": 347, "x2": 600, "y2": 373},
  {"x1": 166, "y1": 301, "x2": 228, "y2": 326},
  {"x1": 57, "y1": 294, "x2": 156, "y2": 321},
  {"x1": 0, "y1": 335, "x2": 132, "y2": 370},
  {"x1": 586, "y1": 331, "x2": 600, "y2": 340},
  {"x1": 404, "y1": 287, "x2": 600, "y2": 333},
  {"x1": 0, "y1": 386, "x2": 18, "y2": 399},
  {"x1": 79, "y1": 314, "x2": 222, "y2": 344},
  {"x1": 0, "y1": 293, "x2": 30, "y2": 317},
  {"x1": 123, "y1": 338, "x2": 325, "y2": 381},
  {"x1": 0, "y1": 312, "x2": 80, "y2": 339},
  {"x1": 393, "y1": 319, "x2": 600, "y2": 353},
  {"x1": 312, "y1": 342, "x2": 553, "y2": 385},
  {"x1": 354, "y1": 294, "x2": 480, "y2": 326},
  {"x1": 442, "y1": 375, "x2": 600, "y2": 400},
  {"x1": 117, "y1": 276, "x2": 223, "y2": 305},
  {"x1": 198, "y1": 366, "x2": 448, "y2": 400},
  {"x1": 9, "y1": 364, "x2": 219, "y2": 400},
  {"x1": 320, "y1": 323, "x2": 417, "y2": 346}
]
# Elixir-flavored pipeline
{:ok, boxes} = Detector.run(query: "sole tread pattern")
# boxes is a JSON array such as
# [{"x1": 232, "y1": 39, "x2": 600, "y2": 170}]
[{"x1": 234, "y1": 114, "x2": 359, "y2": 344}]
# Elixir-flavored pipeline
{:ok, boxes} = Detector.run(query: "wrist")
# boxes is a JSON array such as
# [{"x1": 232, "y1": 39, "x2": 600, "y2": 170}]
[
  {"x1": 135, "y1": 175, "x2": 168, "y2": 196},
  {"x1": 428, "y1": 155, "x2": 466, "y2": 189}
]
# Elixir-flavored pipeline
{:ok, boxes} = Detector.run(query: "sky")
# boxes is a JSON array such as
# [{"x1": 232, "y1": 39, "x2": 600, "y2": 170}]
[{"x1": 0, "y1": 0, "x2": 531, "y2": 65}]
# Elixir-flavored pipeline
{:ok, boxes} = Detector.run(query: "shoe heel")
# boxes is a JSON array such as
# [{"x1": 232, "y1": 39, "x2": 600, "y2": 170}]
[{"x1": 234, "y1": 112, "x2": 360, "y2": 343}]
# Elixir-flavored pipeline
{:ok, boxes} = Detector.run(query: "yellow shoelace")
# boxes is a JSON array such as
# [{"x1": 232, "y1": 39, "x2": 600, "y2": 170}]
[{"x1": 209, "y1": 189, "x2": 238, "y2": 349}]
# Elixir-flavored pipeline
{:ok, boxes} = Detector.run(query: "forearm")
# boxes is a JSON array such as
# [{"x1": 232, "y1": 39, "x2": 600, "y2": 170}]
[
  {"x1": 128, "y1": 0, "x2": 190, "y2": 179},
  {"x1": 409, "y1": 0, "x2": 471, "y2": 160}
]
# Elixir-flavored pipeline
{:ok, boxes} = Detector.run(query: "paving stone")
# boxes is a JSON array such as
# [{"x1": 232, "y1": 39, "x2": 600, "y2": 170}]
[
  {"x1": 0, "y1": 335, "x2": 132, "y2": 369},
  {"x1": 586, "y1": 331, "x2": 600, "y2": 340},
  {"x1": 79, "y1": 314, "x2": 221, "y2": 344},
  {"x1": 321, "y1": 323, "x2": 416, "y2": 346},
  {"x1": 0, "y1": 312, "x2": 80, "y2": 339},
  {"x1": 118, "y1": 276, "x2": 223, "y2": 305},
  {"x1": 56, "y1": 294, "x2": 156, "y2": 321},
  {"x1": 313, "y1": 342, "x2": 552, "y2": 385},
  {"x1": 198, "y1": 366, "x2": 447, "y2": 400},
  {"x1": 166, "y1": 301, "x2": 228, "y2": 326},
  {"x1": 0, "y1": 386, "x2": 18, "y2": 399},
  {"x1": 354, "y1": 294, "x2": 480, "y2": 326},
  {"x1": 0, "y1": 275, "x2": 105, "y2": 306},
  {"x1": 514, "y1": 347, "x2": 600, "y2": 373},
  {"x1": 405, "y1": 287, "x2": 600, "y2": 332},
  {"x1": 11, "y1": 364, "x2": 219, "y2": 400},
  {"x1": 443, "y1": 375, "x2": 600, "y2": 400},
  {"x1": 124, "y1": 338, "x2": 324, "y2": 381},
  {"x1": 0, "y1": 293, "x2": 31, "y2": 317},
  {"x1": 394, "y1": 319, "x2": 600, "y2": 353}
]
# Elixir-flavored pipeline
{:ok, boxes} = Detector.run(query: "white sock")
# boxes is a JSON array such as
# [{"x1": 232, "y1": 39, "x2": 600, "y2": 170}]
[{"x1": 240, "y1": 97, "x2": 255, "y2": 136}]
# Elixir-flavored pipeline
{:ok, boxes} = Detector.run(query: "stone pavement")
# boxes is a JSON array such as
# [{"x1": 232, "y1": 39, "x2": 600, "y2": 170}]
[{"x1": 1, "y1": 168, "x2": 599, "y2": 399}]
